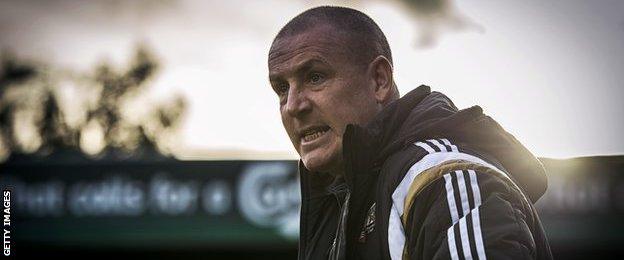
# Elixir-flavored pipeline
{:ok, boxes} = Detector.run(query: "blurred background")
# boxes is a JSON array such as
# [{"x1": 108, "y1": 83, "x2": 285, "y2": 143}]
[{"x1": 0, "y1": 0, "x2": 623, "y2": 258}]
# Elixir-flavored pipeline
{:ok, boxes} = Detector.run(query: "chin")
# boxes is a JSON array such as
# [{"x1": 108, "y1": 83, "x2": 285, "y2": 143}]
[
  {"x1": 301, "y1": 149, "x2": 340, "y2": 174},
  {"x1": 301, "y1": 157, "x2": 328, "y2": 173}
]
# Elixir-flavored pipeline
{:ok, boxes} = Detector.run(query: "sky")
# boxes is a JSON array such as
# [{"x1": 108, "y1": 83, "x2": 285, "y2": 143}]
[{"x1": 1, "y1": 0, "x2": 623, "y2": 159}]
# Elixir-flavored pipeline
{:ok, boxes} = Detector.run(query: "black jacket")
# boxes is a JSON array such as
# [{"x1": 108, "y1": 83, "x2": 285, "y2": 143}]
[{"x1": 298, "y1": 85, "x2": 553, "y2": 260}]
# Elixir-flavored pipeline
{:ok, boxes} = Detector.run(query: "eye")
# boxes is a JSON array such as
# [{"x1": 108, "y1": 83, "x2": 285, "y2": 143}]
[
  {"x1": 308, "y1": 72, "x2": 325, "y2": 85},
  {"x1": 275, "y1": 82, "x2": 289, "y2": 95}
]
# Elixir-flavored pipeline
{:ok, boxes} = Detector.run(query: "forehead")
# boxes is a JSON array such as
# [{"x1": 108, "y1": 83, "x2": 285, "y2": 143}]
[{"x1": 268, "y1": 26, "x2": 351, "y2": 77}]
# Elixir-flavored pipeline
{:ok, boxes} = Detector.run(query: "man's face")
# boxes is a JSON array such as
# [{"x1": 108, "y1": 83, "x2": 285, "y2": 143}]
[{"x1": 268, "y1": 25, "x2": 380, "y2": 174}]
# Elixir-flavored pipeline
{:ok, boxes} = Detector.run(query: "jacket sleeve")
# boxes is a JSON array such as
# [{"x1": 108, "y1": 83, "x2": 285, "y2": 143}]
[{"x1": 402, "y1": 169, "x2": 538, "y2": 260}]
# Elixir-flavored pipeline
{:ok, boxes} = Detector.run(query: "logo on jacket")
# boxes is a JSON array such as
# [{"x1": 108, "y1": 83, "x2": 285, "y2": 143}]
[{"x1": 358, "y1": 202, "x2": 376, "y2": 243}]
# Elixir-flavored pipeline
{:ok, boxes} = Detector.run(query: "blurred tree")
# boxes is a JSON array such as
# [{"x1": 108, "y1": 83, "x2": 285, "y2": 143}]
[{"x1": 0, "y1": 45, "x2": 186, "y2": 162}]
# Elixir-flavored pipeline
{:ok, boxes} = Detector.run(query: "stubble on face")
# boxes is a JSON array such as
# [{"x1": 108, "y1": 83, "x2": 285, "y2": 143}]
[{"x1": 268, "y1": 25, "x2": 380, "y2": 175}]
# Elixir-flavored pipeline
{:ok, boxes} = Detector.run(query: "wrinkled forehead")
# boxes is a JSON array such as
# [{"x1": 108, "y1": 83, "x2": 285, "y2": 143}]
[{"x1": 268, "y1": 26, "x2": 353, "y2": 73}]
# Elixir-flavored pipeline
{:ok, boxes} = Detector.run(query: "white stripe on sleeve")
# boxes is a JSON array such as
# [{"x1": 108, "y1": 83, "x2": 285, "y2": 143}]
[
  {"x1": 456, "y1": 170, "x2": 474, "y2": 259},
  {"x1": 440, "y1": 138, "x2": 459, "y2": 153},
  {"x1": 428, "y1": 139, "x2": 448, "y2": 152},
  {"x1": 469, "y1": 170, "x2": 486, "y2": 259},
  {"x1": 459, "y1": 216, "x2": 473, "y2": 260},
  {"x1": 444, "y1": 173, "x2": 459, "y2": 223},
  {"x1": 415, "y1": 141, "x2": 436, "y2": 154},
  {"x1": 455, "y1": 170, "x2": 471, "y2": 216},
  {"x1": 447, "y1": 226, "x2": 460, "y2": 260}
]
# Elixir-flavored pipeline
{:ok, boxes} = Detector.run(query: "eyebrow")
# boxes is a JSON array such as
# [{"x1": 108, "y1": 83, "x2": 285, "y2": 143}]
[{"x1": 269, "y1": 58, "x2": 328, "y2": 82}]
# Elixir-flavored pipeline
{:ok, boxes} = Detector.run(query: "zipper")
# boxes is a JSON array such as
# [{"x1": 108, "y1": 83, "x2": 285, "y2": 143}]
[{"x1": 329, "y1": 188, "x2": 350, "y2": 260}]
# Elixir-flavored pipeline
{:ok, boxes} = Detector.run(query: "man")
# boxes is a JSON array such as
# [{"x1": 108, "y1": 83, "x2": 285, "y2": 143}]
[{"x1": 267, "y1": 6, "x2": 553, "y2": 260}]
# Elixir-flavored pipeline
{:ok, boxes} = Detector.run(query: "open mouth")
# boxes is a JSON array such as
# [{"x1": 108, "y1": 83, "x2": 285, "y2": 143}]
[{"x1": 300, "y1": 125, "x2": 331, "y2": 143}]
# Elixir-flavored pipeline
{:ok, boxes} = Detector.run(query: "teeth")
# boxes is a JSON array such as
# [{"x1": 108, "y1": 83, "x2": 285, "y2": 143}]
[{"x1": 303, "y1": 129, "x2": 328, "y2": 142}]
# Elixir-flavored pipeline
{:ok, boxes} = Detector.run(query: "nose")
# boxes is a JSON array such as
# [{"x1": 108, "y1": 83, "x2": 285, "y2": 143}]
[{"x1": 284, "y1": 86, "x2": 311, "y2": 117}]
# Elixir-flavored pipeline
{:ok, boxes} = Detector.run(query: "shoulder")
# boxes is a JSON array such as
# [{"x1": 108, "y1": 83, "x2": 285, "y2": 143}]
[
  {"x1": 383, "y1": 138, "x2": 537, "y2": 259},
  {"x1": 382, "y1": 137, "x2": 522, "y2": 212}
]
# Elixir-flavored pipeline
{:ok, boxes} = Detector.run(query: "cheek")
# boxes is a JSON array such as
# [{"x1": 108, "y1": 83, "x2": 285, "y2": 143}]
[
  {"x1": 324, "y1": 92, "x2": 374, "y2": 129},
  {"x1": 343, "y1": 86, "x2": 379, "y2": 123},
  {"x1": 280, "y1": 112, "x2": 296, "y2": 140}
]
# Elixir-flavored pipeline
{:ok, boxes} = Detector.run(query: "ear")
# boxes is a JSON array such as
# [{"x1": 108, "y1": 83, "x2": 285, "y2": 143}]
[{"x1": 368, "y1": 55, "x2": 395, "y2": 105}]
